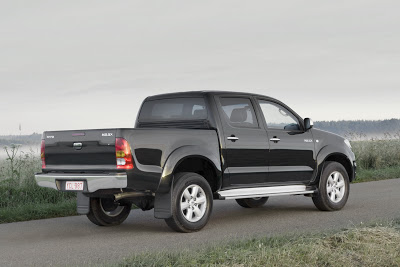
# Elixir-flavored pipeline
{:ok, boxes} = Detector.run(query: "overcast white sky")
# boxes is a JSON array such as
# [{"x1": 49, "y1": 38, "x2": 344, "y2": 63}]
[{"x1": 0, "y1": 0, "x2": 399, "y2": 135}]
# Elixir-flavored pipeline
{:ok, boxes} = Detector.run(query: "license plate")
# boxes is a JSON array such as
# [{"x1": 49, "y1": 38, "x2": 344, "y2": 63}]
[{"x1": 65, "y1": 181, "x2": 84, "y2": 191}]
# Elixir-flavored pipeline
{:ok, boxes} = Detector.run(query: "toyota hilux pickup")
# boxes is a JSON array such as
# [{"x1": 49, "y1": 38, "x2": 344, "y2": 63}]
[{"x1": 35, "y1": 91, "x2": 356, "y2": 232}]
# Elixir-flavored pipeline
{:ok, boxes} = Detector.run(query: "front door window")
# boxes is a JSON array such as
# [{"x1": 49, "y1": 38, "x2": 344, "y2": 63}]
[{"x1": 258, "y1": 101, "x2": 300, "y2": 131}]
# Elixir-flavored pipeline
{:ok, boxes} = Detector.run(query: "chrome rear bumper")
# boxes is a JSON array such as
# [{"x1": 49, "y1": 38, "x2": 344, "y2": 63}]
[{"x1": 34, "y1": 173, "x2": 127, "y2": 192}]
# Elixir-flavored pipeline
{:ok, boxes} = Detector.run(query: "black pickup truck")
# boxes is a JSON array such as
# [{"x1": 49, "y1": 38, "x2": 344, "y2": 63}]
[{"x1": 35, "y1": 91, "x2": 356, "y2": 232}]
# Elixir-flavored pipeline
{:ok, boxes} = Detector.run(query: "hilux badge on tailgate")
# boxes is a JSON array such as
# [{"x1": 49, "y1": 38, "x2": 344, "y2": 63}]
[{"x1": 102, "y1": 133, "x2": 113, "y2": 137}]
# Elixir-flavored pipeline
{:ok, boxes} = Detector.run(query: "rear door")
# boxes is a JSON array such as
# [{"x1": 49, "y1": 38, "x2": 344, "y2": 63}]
[
  {"x1": 255, "y1": 99, "x2": 316, "y2": 184},
  {"x1": 215, "y1": 96, "x2": 269, "y2": 186}
]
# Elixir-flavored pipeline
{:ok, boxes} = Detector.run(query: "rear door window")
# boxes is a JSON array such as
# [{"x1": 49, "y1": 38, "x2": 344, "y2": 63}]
[{"x1": 219, "y1": 98, "x2": 258, "y2": 128}]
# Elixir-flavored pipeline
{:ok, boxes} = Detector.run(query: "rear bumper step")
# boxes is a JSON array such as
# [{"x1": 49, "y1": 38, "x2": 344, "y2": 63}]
[
  {"x1": 34, "y1": 173, "x2": 127, "y2": 193},
  {"x1": 218, "y1": 185, "x2": 316, "y2": 200}
]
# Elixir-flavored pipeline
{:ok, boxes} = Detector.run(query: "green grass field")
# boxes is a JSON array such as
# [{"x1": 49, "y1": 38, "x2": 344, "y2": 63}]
[
  {"x1": 351, "y1": 139, "x2": 400, "y2": 170},
  {"x1": 0, "y1": 200, "x2": 76, "y2": 224},
  {"x1": 351, "y1": 138, "x2": 400, "y2": 182},
  {"x1": 0, "y1": 138, "x2": 399, "y2": 224},
  {"x1": 0, "y1": 145, "x2": 76, "y2": 223},
  {"x1": 118, "y1": 220, "x2": 400, "y2": 266}
]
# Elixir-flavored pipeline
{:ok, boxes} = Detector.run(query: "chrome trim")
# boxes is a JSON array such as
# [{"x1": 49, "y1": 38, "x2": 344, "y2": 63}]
[
  {"x1": 227, "y1": 136, "x2": 239, "y2": 141},
  {"x1": 269, "y1": 138, "x2": 281, "y2": 142},
  {"x1": 218, "y1": 185, "x2": 315, "y2": 199},
  {"x1": 227, "y1": 166, "x2": 313, "y2": 174},
  {"x1": 269, "y1": 166, "x2": 314, "y2": 172},
  {"x1": 35, "y1": 173, "x2": 128, "y2": 192},
  {"x1": 227, "y1": 167, "x2": 269, "y2": 173},
  {"x1": 73, "y1": 142, "x2": 82, "y2": 150}
]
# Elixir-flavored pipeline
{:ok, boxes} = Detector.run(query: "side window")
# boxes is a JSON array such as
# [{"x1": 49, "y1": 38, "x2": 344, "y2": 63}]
[
  {"x1": 258, "y1": 100, "x2": 301, "y2": 131},
  {"x1": 220, "y1": 98, "x2": 258, "y2": 128}
]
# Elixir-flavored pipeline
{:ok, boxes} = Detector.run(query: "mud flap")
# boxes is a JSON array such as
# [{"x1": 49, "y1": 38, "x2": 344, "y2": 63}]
[
  {"x1": 77, "y1": 192, "x2": 90, "y2": 215},
  {"x1": 154, "y1": 188, "x2": 172, "y2": 219}
]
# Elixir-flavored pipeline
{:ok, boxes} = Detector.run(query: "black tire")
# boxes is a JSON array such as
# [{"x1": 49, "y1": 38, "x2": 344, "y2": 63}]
[
  {"x1": 236, "y1": 197, "x2": 268, "y2": 208},
  {"x1": 165, "y1": 172, "x2": 213, "y2": 233},
  {"x1": 87, "y1": 197, "x2": 132, "y2": 226},
  {"x1": 312, "y1": 161, "x2": 350, "y2": 211}
]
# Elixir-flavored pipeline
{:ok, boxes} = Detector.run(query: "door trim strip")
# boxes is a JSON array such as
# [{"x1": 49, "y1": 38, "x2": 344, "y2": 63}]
[
  {"x1": 227, "y1": 166, "x2": 313, "y2": 174},
  {"x1": 227, "y1": 167, "x2": 269, "y2": 173},
  {"x1": 269, "y1": 166, "x2": 313, "y2": 172}
]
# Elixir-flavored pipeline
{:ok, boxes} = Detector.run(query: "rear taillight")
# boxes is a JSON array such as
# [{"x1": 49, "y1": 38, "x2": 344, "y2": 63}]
[
  {"x1": 115, "y1": 138, "x2": 134, "y2": 169},
  {"x1": 41, "y1": 139, "x2": 46, "y2": 169}
]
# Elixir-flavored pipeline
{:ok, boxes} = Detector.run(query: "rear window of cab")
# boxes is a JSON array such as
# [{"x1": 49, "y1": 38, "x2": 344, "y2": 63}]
[{"x1": 139, "y1": 98, "x2": 207, "y2": 121}]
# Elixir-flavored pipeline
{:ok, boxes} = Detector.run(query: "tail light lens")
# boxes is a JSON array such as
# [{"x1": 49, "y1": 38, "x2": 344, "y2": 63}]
[
  {"x1": 41, "y1": 139, "x2": 46, "y2": 169},
  {"x1": 115, "y1": 138, "x2": 134, "y2": 169}
]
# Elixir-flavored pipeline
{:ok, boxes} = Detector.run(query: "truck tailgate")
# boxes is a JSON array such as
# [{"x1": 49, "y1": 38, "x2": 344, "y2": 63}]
[{"x1": 43, "y1": 129, "x2": 117, "y2": 171}]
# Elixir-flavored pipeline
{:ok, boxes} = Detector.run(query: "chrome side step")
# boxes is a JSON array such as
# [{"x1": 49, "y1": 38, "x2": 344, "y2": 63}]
[{"x1": 218, "y1": 185, "x2": 316, "y2": 200}]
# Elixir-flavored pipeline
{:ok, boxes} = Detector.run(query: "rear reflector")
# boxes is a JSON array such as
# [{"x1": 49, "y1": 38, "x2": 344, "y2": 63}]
[
  {"x1": 115, "y1": 138, "x2": 134, "y2": 169},
  {"x1": 41, "y1": 139, "x2": 46, "y2": 169}
]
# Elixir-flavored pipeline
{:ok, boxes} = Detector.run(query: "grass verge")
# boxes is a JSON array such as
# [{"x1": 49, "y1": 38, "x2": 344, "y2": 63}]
[
  {"x1": 0, "y1": 199, "x2": 77, "y2": 224},
  {"x1": 118, "y1": 220, "x2": 400, "y2": 267},
  {"x1": 0, "y1": 145, "x2": 77, "y2": 223},
  {"x1": 355, "y1": 166, "x2": 400, "y2": 183},
  {"x1": 0, "y1": 180, "x2": 77, "y2": 224}
]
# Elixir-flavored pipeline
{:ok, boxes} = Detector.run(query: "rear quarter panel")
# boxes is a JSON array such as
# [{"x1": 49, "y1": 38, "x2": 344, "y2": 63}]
[{"x1": 118, "y1": 128, "x2": 221, "y2": 192}]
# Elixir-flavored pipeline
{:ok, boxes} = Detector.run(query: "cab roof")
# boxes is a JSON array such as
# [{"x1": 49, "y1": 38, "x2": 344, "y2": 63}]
[{"x1": 145, "y1": 90, "x2": 273, "y2": 101}]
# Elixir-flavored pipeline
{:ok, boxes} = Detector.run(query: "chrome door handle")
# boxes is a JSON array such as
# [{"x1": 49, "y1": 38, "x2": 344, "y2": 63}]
[
  {"x1": 227, "y1": 136, "x2": 239, "y2": 141},
  {"x1": 270, "y1": 138, "x2": 281, "y2": 142}
]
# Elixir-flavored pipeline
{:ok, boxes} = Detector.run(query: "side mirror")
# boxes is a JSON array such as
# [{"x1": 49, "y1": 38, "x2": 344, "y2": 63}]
[{"x1": 304, "y1": 118, "x2": 313, "y2": 131}]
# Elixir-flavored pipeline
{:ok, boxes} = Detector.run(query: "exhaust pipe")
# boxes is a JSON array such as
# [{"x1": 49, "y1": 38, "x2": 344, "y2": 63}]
[{"x1": 114, "y1": 192, "x2": 148, "y2": 201}]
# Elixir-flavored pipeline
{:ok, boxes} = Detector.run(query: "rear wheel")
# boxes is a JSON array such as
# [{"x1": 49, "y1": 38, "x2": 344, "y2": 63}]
[
  {"x1": 312, "y1": 161, "x2": 350, "y2": 211},
  {"x1": 165, "y1": 172, "x2": 213, "y2": 233},
  {"x1": 236, "y1": 197, "x2": 269, "y2": 208},
  {"x1": 87, "y1": 197, "x2": 131, "y2": 226}
]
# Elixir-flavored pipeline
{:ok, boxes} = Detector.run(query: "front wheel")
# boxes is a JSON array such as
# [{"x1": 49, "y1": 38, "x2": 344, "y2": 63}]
[
  {"x1": 312, "y1": 161, "x2": 350, "y2": 211},
  {"x1": 165, "y1": 172, "x2": 213, "y2": 233},
  {"x1": 87, "y1": 197, "x2": 132, "y2": 226}
]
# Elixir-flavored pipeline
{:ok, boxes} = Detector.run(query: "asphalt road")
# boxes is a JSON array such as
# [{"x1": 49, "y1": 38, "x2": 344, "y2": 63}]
[{"x1": 1, "y1": 179, "x2": 400, "y2": 266}]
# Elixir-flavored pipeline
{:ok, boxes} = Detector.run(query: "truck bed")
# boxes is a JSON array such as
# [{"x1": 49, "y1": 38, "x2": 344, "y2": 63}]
[{"x1": 41, "y1": 127, "x2": 220, "y2": 192}]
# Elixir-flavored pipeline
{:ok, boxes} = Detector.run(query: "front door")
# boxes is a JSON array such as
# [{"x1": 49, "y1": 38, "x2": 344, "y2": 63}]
[
  {"x1": 216, "y1": 96, "x2": 269, "y2": 186},
  {"x1": 256, "y1": 99, "x2": 316, "y2": 184}
]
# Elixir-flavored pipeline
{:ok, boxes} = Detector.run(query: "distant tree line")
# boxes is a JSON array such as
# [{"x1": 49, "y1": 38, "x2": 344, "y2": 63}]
[{"x1": 0, "y1": 133, "x2": 42, "y2": 146}]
